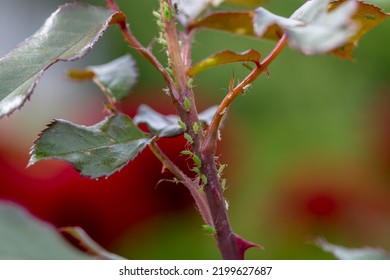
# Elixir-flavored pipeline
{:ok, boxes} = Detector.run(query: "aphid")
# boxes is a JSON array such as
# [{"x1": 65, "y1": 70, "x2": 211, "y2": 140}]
[
  {"x1": 156, "y1": 19, "x2": 164, "y2": 29},
  {"x1": 187, "y1": 77, "x2": 194, "y2": 88},
  {"x1": 192, "y1": 154, "x2": 201, "y2": 167},
  {"x1": 201, "y1": 174, "x2": 207, "y2": 185},
  {"x1": 165, "y1": 67, "x2": 174, "y2": 76},
  {"x1": 184, "y1": 133, "x2": 193, "y2": 144},
  {"x1": 152, "y1": 10, "x2": 161, "y2": 19},
  {"x1": 178, "y1": 120, "x2": 187, "y2": 130},
  {"x1": 221, "y1": 178, "x2": 227, "y2": 191},
  {"x1": 192, "y1": 122, "x2": 199, "y2": 134},
  {"x1": 218, "y1": 164, "x2": 227, "y2": 178},
  {"x1": 181, "y1": 150, "x2": 193, "y2": 156},
  {"x1": 163, "y1": 2, "x2": 171, "y2": 21},
  {"x1": 184, "y1": 97, "x2": 191, "y2": 112},
  {"x1": 202, "y1": 224, "x2": 217, "y2": 235},
  {"x1": 192, "y1": 166, "x2": 200, "y2": 174},
  {"x1": 157, "y1": 38, "x2": 167, "y2": 46}
]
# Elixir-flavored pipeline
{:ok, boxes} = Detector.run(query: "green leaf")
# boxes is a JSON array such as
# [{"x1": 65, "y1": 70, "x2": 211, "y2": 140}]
[
  {"x1": 0, "y1": 3, "x2": 122, "y2": 118},
  {"x1": 316, "y1": 238, "x2": 390, "y2": 260},
  {"x1": 68, "y1": 55, "x2": 138, "y2": 102},
  {"x1": 0, "y1": 201, "x2": 93, "y2": 259},
  {"x1": 61, "y1": 227, "x2": 125, "y2": 260},
  {"x1": 134, "y1": 104, "x2": 218, "y2": 138},
  {"x1": 253, "y1": 0, "x2": 359, "y2": 55},
  {"x1": 188, "y1": 49, "x2": 261, "y2": 77},
  {"x1": 29, "y1": 114, "x2": 152, "y2": 179}
]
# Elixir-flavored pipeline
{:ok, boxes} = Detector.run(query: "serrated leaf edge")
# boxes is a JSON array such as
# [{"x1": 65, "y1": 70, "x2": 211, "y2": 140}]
[
  {"x1": 28, "y1": 116, "x2": 153, "y2": 179},
  {"x1": 0, "y1": 3, "x2": 122, "y2": 118}
]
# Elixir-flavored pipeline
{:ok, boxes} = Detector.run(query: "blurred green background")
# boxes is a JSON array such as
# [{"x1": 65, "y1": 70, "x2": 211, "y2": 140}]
[{"x1": 0, "y1": 0, "x2": 390, "y2": 259}]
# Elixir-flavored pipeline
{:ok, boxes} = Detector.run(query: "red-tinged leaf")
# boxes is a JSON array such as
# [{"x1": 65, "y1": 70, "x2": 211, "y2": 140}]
[
  {"x1": 188, "y1": 49, "x2": 261, "y2": 77},
  {"x1": 191, "y1": 1, "x2": 388, "y2": 58},
  {"x1": 190, "y1": 11, "x2": 255, "y2": 36},
  {"x1": 330, "y1": 0, "x2": 390, "y2": 59},
  {"x1": 0, "y1": 4, "x2": 122, "y2": 118},
  {"x1": 254, "y1": 0, "x2": 359, "y2": 55},
  {"x1": 189, "y1": 11, "x2": 283, "y2": 40},
  {"x1": 254, "y1": 0, "x2": 389, "y2": 57}
]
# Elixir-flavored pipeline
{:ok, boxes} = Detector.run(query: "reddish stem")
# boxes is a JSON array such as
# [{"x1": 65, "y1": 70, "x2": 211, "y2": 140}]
[
  {"x1": 203, "y1": 34, "x2": 288, "y2": 156},
  {"x1": 105, "y1": 0, "x2": 119, "y2": 11},
  {"x1": 149, "y1": 141, "x2": 213, "y2": 225},
  {"x1": 106, "y1": 0, "x2": 179, "y2": 100}
]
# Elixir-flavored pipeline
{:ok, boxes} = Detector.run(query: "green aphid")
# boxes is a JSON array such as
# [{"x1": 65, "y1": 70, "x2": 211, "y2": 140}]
[
  {"x1": 181, "y1": 150, "x2": 193, "y2": 156},
  {"x1": 221, "y1": 178, "x2": 227, "y2": 190},
  {"x1": 178, "y1": 120, "x2": 187, "y2": 130},
  {"x1": 192, "y1": 154, "x2": 201, "y2": 167},
  {"x1": 165, "y1": 67, "x2": 174, "y2": 76},
  {"x1": 163, "y1": 2, "x2": 171, "y2": 21},
  {"x1": 201, "y1": 174, "x2": 208, "y2": 185},
  {"x1": 193, "y1": 122, "x2": 199, "y2": 134},
  {"x1": 152, "y1": 10, "x2": 161, "y2": 19},
  {"x1": 184, "y1": 97, "x2": 191, "y2": 112},
  {"x1": 187, "y1": 77, "x2": 194, "y2": 88},
  {"x1": 157, "y1": 38, "x2": 167, "y2": 46},
  {"x1": 156, "y1": 20, "x2": 164, "y2": 28},
  {"x1": 218, "y1": 164, "x2": 227, "y2": 178},
  {"x1": 184, "y1": 133, "x2": 193, "y2": 144},
  {"x1": 193, "y1": 166, "x2": 200, "y2": 174},
  {"x1": 202, "y1": 224, "x2": 217, "y2": 235}
]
